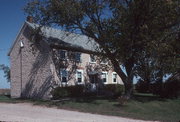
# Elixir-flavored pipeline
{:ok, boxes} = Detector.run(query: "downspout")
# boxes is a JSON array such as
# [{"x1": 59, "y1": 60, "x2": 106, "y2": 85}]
[{"x1": 20, "y1": 41, "x2": 24, "y2": 97}]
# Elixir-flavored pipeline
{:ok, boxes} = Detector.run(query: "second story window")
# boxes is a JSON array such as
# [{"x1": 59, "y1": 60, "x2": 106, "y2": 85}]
[
  {"x1": 101, "y1": 59, "x2": 108, "y2": 64},
  {"x1": 90, "y1": 55, "x2": 96, "y2": 63},
  {"x1": 75, "y1": 52, "x2": 81, "y2": 62},
  {"x1": 60, "y1": 50, "x2": 67, "y2": 59}
]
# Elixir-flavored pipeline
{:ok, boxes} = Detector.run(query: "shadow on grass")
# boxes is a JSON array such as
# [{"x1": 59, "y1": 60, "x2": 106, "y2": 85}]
[
  {"x1": 73, "y1": 96, "x2": 109, "y2": 105},
  {"x1": 132, "y1": 93, "x2": 167, "y2": 103}
]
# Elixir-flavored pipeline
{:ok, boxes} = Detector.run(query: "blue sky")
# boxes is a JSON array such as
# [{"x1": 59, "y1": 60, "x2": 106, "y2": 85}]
[{"x1": 0, "y1": 0, "x2": 27, "y2": 88}]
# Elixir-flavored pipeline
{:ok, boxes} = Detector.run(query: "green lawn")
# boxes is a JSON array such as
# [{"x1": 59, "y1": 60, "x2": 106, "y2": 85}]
[{"x1": 0, "y1": 95, "x2": 180, "y2": 122}]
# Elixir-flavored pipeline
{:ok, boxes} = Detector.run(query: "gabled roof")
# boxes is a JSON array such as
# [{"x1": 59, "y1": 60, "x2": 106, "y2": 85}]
[
  {"x1": 8, "y1": 21, "x2": 99, "y2": 56},
  {"x1": 26, "y1": 21, "x2": 99, "y2": 52},
  {"x1": 8, "y1": 22, "x2": 27, "y2": 56}
]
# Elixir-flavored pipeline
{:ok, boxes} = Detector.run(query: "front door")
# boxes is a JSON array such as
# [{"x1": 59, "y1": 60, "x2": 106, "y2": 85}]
[{"x1": 89, "y1": 74, "x2": 98, "y2": 84}]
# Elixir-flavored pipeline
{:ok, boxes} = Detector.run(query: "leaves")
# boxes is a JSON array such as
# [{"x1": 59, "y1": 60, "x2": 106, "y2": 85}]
[{"x1": 0, "y1": 64, "x2": 10, "y2": 82}]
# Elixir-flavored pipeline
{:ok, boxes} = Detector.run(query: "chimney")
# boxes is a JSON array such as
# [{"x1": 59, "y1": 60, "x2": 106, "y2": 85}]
[{"x1": 26, "y1": 16, "x2": 33, "y2": 23}]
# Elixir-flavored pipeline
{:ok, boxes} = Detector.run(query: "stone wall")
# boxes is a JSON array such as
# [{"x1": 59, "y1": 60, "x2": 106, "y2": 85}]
[{"x1": 10, "y1": 25, "x2": 54, "y2": 99}]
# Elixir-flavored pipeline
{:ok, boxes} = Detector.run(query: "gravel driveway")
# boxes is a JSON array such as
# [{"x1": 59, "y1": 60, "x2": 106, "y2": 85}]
[{"x1": 0, "y1": 103, "x2": 154, "y2": 122}]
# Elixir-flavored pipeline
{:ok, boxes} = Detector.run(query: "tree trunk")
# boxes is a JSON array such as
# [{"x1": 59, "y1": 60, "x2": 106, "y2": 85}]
[
  {"x1": 123, "y1": 79, "x2": 133, "y2": 99},
  {"x1": 107, "y1": 52, "x2": 134, "y2": 99}
]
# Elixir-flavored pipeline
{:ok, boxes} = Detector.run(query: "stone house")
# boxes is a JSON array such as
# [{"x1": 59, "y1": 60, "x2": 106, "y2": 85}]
[{"x1": 8, "y1": 20, "x2": 123, "y2": 99}]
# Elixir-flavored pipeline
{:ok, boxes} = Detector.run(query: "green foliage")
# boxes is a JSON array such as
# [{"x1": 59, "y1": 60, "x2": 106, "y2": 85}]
[
  {"x1": 51, "y1": 87, "x2": 70, "y2": 99},
  {"x1": 161, "y1": 73, "x2": 180, "y2": 98},
  {"x1": 51, "y1": 85, "x2": 84, "y2": 99},
  {"x1": 0, "y1": 64, "x2": 10, "y2": 82},
  {"x1": 150, "y1": 81, "x2": 163, "y2": 96},
  {"x1": 51, "y1": 84, "x2": 124, "y2": 99},
  {"x1": 135, "y1": 79, "x2": 150, "y2": 93},
  {"x1": 147, "y1": 72, "x2": 180, "y2": 98},
  {"x1": 66, "y1": 85, "x2": 84, "y2": 97},
  {"x1": 104, "y1": 84, "x2": 124, "y2": 97}
]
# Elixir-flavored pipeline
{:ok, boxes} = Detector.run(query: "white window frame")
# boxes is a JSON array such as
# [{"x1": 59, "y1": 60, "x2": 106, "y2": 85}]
[
  {"x1": 60, "y1": 68, "x2": 68, "y2": 84},
  {"x1": 112, "y1": 72, "x2": 117, "y2": 83},
  {"x1": 76, "y1": 69, "x2": 84, "y2": 84},
  {"x1": 101, "y1": 71, "x2": 108, "y2": 84},
  {"x1": 89, "y1": 55, "x2": 96, "y2": 63}
]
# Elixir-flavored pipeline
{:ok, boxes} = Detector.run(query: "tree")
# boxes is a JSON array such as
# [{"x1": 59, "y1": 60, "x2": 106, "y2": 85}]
[
  {"x1": 0, "y1": 64, "x2": 10, "y2": 82},
  {"x1": 24, "y1": 0, "x2": 180, "y2": 99}
]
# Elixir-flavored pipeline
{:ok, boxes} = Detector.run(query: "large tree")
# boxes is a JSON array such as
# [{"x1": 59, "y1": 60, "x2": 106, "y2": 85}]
[{"x1": 24, "y1": 0, "x2": 180, "y2": 99}]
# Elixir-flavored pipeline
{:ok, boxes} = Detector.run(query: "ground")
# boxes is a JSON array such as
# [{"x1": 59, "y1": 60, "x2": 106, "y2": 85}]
[
  {"x1": 0, "y1": 102, "x2": 153, "y2": 122},
  {"x1": 0, "y1": 94, "x2": 180, "y2": 121}
]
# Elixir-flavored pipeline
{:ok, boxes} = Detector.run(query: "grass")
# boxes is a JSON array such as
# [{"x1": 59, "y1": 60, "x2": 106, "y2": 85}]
[{"x1": 0, "y1": 95, "x2": 180, "y2": 122}]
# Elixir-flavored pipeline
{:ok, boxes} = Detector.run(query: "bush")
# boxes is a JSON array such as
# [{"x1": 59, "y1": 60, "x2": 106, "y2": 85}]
[
  {"x1": 161, "y1": 74, "x2": 180, "y2": 98},
  {"x1": 103, "y1": 84, "x2": 124, "y2": 97},
  {"x1": 51, "y1": 87, "x2": 70, "y2": 99},
  {"x1": 151, "y1": 73, "x2": 180, "y2": 98},
  {"x1": 51, "y1": 84, "x2": 124, "y2": 99},
  {"x1": 66, "y1": 85, "x2": 84, "y2": 97},
  {"x1": 135, "y1": 79, "x2": 150, "y2": 93},
  {"x1": 151, "y1": 80, "x2": 163, "y2": 95},
  {"x1": 51, "y1": 85, "x2": 84, "y2": 99}
]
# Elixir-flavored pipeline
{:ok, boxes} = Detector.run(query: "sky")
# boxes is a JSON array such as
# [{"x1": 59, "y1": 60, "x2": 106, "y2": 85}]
[{"x1": 0, "y1": 0, "x2": 27, "y2": 88}]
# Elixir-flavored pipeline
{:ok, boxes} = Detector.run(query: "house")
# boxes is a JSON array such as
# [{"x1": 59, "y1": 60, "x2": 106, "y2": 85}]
[{"x1": 8, "y1": 18, "x2": 123, "y2": 99}]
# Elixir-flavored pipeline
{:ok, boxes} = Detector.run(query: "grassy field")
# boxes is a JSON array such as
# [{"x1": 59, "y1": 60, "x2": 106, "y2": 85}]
[{"x1": 0, "y1": 94, "x2": 180, "y2": 122}]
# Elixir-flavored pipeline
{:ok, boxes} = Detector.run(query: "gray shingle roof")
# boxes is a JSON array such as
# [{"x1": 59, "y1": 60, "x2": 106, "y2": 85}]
[{"x1": 26, "y1": 21, "x2": 99, "y2": 52}]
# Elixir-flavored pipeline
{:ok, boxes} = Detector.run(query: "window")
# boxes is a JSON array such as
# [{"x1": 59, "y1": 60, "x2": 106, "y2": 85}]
[
  {"x1": 68, "y1": 52, "x2": 81, "y2": 62},
  {"x1": 101, "y1": 72, "x2": 108, "y2": 83},
  {"x1": 59, "y1": 50, "x2": 67, "y2": 59},
  {"x1": 101, "y1": 59, "x2": 108, "y2": 64},
  {"x1": 75, "y1": 52, "x2": 81, "y2": 62},
  {"x1": 60, "y1": 69, "x2": 68, "y2": 83},
  {"x1": 90, "y1": 55, "x2": 96, "y2": 63},
  {"x1": 76, "y1": 70, "x2": 83, "y2": 83},
  {"x1": 112, "y1": 72, "x2": 117, "y2": 83},
  {"x1": 77, "y1": 72, "x2": 82, "y2": 82}
]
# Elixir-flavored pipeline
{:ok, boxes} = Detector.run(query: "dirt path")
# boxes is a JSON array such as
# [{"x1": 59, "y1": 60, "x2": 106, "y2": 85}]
[{"x1": 0, "y1": 103, "x2": 153, "y2": 122}]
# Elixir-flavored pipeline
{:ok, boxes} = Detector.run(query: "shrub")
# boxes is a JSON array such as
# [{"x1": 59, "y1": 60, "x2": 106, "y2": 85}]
[
  {"x1": 151, "y1": 73, "x2": 180, "y2": 98},
  {"x1": 66, "y1": 85, "x2": 84, "y2": 97},
  {"x1": 135, "y1": 79, "x2": 150, "y2": 93},
  {"x1": 151, "y1": 80, "x2": 163, "y2": 95},
  {"x1": 51, "y1": 87, "x2": 70, "y2": 99},
  {"x1": 103, "y1": 84, "x2": 124, "y2": 97},
  {"x1": 51, "y1": 85, "x2": 84, "y2": 99},
  {"x1": 161, "y1": 74, "x2": 180, "y2": 98}
]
